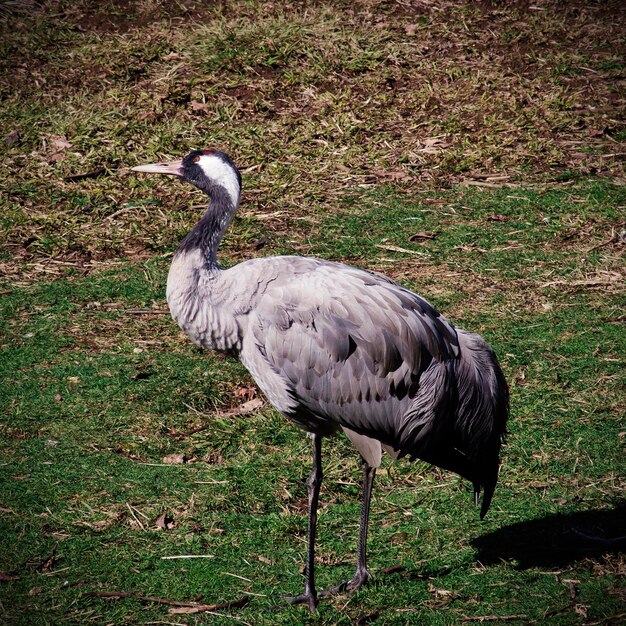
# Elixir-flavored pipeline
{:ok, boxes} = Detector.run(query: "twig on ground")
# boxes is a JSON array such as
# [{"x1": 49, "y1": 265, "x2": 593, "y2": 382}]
[
  {"x1": 584, "y1": 612, "x2": 626, "y2": 625},
  {"x1": 375, "y1": 244, "x2": 426, "y2": 256},
  {"x1": 584, "y1": 232, "x2": 619, "y2": 253},
  {"x1": 124, "y1": 309, "x2": 168, "y2": 314},
  {"x1": 461, "y1": 615, "x2": 528, "y2": 622},
  {"x1": 89, "y1": 590, "x2": 251, "y2": 614},
  {"x1": 125, "y1": 503, "x2": 146, "y2": 530},
  {"x1": 38, "y1": 544, "x2": 58, "y2": 573},
  {"x1": 160, "y1": 554, "x2": 215, "y2": 559},
  {"x1": 65, "y1": 167, "x2": 107, "y2": 182}
]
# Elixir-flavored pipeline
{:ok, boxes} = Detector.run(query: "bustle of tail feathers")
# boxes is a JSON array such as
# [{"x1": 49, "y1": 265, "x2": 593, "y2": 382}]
[
  {"x1": 394, "y1": 327, "x2": 508, "y2": 520},
  {"x1": 398, "y1": 329, "x2": 508, "y2": 519},
  {"x1": 453, "y1": 330, "x2": 509, "y2": 519}
]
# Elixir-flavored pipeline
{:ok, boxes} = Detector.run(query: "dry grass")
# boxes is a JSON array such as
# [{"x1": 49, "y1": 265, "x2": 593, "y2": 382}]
[{"x1": 1, "y1": 0, "x2": 624, "y2": 281}]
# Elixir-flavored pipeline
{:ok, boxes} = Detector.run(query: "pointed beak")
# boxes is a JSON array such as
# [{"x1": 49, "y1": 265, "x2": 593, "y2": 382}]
[{"x1": 131, "y1": 159, "x2": 184, "y2": 177}]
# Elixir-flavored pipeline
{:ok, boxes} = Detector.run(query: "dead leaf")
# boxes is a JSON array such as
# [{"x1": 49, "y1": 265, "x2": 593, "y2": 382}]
[
  {"x1": 252, "y1": 236, "x2": 267, "y2": 250},
  {"x1": 168, "y1": 595, "x2": 252, "y2": 614},
  {"x1": 415, "y1": 137, "x2": 451, "y2": 153},
  {"x1": 190, "y1": 100, "x2": 209, "y2": 112},
  {"x1": 38, "y1": 545, "x2": 58, "y2": 573},
  {"x1": 488, "y1": 214, "x2": 509, "y2": 222},
  {"x1": 154, "y1": 512, "x2": 175, "y2": 530},
  {"x1": 408, "y1": 231, "x2": 437, "y2": 241},
  {"x1": 384, "y1": 170, "x2": 410, "y2": 181},
  {"x1": 50, "y1": 135, "x2": 72, "y2": 150},
  {"x1": 422, "y1": 137, "x2": 447, "y2": 147},
  {"x1": 235, "y1": 386, "x2": 257, "y2": 401},
  {"x1": 4, "y1": 130, "x2": 20, "y2": 145},
  {"x1": 0, "y1": 572, "x2": 20, "y2": 581},
  {"x1": 162, "y1": 453, "x2": 188, "y2": 465},
  {"x1": 223, "y1": 398, "x2": 264, "y2": 417},
  {"x1": 88, "y1": 518, "x2": 117, "y2": 531},
  {"x1": 429, "y1": 583, "x2": 454, "y2": 596}
]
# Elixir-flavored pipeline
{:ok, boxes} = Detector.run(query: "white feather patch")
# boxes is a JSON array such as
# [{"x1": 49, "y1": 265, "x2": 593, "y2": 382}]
[{"x1": 197, "y1": 154, "x2": 240, "y2": 207}]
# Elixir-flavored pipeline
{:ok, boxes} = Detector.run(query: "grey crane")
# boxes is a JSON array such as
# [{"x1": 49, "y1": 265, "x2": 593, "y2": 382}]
[{"x1": 132, "y1": 149, "x2": 509, "y2": 611}]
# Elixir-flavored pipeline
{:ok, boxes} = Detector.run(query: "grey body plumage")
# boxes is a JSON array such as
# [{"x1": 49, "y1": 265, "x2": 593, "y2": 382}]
[{"x1": 132, "y1": 149, "x2": 509, "y2": 611}]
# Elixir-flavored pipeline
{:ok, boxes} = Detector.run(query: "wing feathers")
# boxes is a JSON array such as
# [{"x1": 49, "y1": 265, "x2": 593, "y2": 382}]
[{"x1": 247, "y1": 259, "x2": 461, "y2": 447}]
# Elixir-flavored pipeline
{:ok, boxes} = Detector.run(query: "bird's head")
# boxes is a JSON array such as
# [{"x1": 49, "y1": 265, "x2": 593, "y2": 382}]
[{"x1": 132, "y1": 149, "x2": 241, "y2": 207}]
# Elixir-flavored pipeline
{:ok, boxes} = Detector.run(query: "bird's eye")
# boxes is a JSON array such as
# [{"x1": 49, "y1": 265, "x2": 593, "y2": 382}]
[{"x1": 193, "y1": 155, "x2": 201, "y2": 163}]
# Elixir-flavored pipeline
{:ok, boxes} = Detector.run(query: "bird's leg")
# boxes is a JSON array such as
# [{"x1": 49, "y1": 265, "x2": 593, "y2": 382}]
[
  {"x1": 322, "y1": 458, "x2": 376, "y2": 596},
  {"x1": 284, "y1": 433, "x2": 323, "y2": 612},
  {"x1": 352, "y1": 460, "x2": 376, "y2": 589}
]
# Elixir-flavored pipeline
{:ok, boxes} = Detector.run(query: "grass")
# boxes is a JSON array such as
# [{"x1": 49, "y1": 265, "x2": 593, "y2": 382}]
[{"x1": 1, "y1": 1, "x2": 625, "y2": 624}]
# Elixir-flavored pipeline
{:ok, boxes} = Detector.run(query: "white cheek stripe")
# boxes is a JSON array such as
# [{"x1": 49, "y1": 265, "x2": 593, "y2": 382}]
[{"x1": 198, "y1": 155, "x2": 240, "y2": 207}]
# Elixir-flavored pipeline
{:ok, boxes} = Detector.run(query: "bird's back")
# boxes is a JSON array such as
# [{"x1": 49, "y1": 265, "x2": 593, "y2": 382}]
[{"x1": 229, "y1": 256, "x2": 508, "y2": 496}]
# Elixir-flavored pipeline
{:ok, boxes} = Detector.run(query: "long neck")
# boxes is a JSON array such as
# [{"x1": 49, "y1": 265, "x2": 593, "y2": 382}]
[{"x1": 176, "y1": 182, "x2": 239, "y2": 269}]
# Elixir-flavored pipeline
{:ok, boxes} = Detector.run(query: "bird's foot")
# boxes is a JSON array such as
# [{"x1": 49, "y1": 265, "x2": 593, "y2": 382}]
[
  {"x1": 320, "y1": 568, "x2": 371, "y2": 597},
  {"x1": 280, "y1": 591, "x2": 318, "y2": 613}
]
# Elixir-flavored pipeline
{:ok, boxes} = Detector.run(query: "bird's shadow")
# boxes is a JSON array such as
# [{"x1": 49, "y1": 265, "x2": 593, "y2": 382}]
[
  {"x1": 377, "y1": 502, "x2": 626, "y2": 585},
  {"x1": 470, "y1": 501, "x2": 626, "y2": 569}
]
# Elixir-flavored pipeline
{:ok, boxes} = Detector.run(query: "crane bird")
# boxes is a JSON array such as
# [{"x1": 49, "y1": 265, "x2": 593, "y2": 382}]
[{"x1": 132, "y1": 149, "x2": 509, "y2": 611}]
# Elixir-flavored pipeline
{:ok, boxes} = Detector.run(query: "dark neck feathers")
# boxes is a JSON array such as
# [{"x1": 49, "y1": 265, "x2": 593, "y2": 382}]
[{"x1": 177, "y1": 182, "x2": 238, "y2": 267}]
